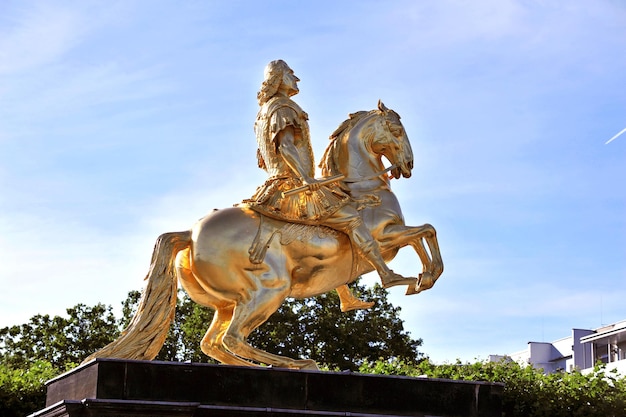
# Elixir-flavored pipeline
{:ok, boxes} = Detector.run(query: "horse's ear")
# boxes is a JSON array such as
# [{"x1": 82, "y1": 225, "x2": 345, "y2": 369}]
[{"x1": 378, "y1": 100, "x2": 388, "y2": 113}]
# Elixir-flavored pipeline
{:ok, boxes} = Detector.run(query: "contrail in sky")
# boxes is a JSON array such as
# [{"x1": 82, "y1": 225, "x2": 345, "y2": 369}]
[{"x1": 605, "y1": 127, "x2": 626, "y2": 144}]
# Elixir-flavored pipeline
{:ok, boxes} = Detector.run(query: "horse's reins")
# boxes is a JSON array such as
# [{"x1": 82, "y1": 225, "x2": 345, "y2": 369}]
[
  {"x1": 283, "y1": 164, "x2": 397, "y2": 197},
  {"x1": 342, "y1": 164, "x2": 398, "y2": 183}
]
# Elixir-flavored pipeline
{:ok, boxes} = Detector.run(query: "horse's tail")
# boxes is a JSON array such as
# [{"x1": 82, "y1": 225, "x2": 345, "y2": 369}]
[{"x1": 82, "y1": 231, "x2": 192, "y2": 364}]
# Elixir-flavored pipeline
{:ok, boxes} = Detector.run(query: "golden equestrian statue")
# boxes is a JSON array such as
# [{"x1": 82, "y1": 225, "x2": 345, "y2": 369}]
[{"x1": 83, "y1": 60, "x2": 443, "y2": 370}]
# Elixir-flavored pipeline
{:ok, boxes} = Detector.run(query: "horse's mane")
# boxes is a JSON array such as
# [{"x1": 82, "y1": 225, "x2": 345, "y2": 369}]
[{"x1": 319, "y1": 110, "x2": 374, "y2": 176}]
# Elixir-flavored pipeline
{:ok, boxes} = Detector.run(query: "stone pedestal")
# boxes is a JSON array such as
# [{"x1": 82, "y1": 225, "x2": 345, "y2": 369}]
[{"x1": 31, "y1": 359, "x2": 502, "y2": 417}]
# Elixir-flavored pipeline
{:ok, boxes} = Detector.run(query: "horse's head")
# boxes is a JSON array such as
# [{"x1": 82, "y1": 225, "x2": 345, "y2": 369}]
[
  {"x1": 367, "y1": 101, "x2": 414, "y2": 179},
  {"x1": 320, "y1": 102, "x2": 414, "y2": 181}
]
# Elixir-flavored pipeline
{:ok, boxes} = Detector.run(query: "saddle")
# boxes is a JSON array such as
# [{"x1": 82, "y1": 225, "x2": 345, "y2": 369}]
[{"x1": 248, "y1": 214, "x2": 340, "y2": 264}]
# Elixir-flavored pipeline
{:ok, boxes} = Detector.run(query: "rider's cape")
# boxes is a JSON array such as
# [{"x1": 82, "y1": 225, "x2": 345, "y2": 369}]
[{"x1": 243, "y1": 96, "x2": 350, "y2": 224}]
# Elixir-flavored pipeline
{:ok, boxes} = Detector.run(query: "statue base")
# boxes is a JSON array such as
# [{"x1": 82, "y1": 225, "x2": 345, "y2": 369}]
[{"x1": 33, "y1": 358, "x2": 502, "y2": 417}]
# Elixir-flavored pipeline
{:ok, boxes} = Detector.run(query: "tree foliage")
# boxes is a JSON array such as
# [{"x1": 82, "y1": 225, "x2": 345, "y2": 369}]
[
  {"x1": 0, "y1": 360, "x2": 57, "y2": 417},
  {"x1": 0, "y1": 304, "x2": 120, "y2": 416},
  {"x1": 0, "y1": 303, "x2": 119, "y2": 370},
  {"x1": 359, "y1": 358, "x2": 626, "y2": 417},
  {"x1": 4, "y1": 287, "x2": 626, "y2": 417}
]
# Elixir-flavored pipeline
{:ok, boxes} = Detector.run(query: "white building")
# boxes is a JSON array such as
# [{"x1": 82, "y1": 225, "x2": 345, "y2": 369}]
[{"x1": 494, "y1": 319, "x2": 626, "y2": 375}]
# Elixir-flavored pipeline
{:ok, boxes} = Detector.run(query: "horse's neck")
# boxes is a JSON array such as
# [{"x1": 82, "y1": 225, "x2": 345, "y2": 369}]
[{"x1": 340, "y1": 121, "x2": 389, "y2": 192}]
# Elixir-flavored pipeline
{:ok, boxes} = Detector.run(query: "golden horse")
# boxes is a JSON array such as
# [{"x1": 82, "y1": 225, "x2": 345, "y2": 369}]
[{"x1": 84, "y1": 102, "x2": 443, "y2": 369}]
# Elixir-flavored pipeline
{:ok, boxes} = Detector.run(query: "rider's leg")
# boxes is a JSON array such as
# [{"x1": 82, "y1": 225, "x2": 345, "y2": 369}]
[{"x1": 324, "y1": 206, "x2": 417, "y2": 289}]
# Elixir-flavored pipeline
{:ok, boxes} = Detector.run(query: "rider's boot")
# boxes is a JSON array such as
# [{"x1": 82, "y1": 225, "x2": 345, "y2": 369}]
[{"x1": 336, "y1": 285, "x2": 375, "y2": 312}]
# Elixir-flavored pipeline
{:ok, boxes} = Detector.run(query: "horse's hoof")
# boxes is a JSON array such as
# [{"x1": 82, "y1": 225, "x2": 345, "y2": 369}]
[
  {"x1": 405, "y1": 285, "x2": 419, "y2": 295},
  {"x1": 406, "y1": 272, "x2": 434, "y2": 295},
  {"x1": 419, "y1": 272, "x2": 435, "y2": 291}
]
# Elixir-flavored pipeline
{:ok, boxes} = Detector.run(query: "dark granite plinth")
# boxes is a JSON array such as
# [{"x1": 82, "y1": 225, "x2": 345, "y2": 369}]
[{"x1": 32, "y1": 359, "x2": 502, "y2": 417}]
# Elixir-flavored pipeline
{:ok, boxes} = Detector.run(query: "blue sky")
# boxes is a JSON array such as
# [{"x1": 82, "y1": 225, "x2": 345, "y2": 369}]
[{"x1": 1, "y1": 1, "x2": 624, "y2": 364}]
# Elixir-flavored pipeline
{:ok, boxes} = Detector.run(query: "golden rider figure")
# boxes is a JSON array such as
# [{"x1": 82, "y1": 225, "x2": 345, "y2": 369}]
[{"x1": 245, "y1": 60, "x2": 416, "y2": 290}]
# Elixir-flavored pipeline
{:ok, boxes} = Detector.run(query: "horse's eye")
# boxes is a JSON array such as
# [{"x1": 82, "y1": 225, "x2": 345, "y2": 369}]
[{"x1": 391, "y1": 127, "x2": 403, "y2": 137}]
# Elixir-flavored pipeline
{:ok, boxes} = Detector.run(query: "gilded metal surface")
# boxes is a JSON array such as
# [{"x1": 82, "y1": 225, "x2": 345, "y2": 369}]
[{"x1": 84, "y1": 60, "x2": 443, "y2": 369}]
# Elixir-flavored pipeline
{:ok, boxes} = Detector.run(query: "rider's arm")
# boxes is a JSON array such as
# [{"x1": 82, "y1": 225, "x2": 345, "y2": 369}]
[{"x1": 277, "y1": 126, "x2": 321, "y2": 191}]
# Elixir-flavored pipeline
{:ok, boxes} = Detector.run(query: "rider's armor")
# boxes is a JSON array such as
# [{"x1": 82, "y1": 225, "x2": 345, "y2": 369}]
[{"x1": 244, "y1": 96, "x2": 349, "y2": 223}]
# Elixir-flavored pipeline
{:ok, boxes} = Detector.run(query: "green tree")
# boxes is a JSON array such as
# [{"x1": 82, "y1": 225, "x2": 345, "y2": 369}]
[
  {"x1": 0, "y1": 304, "x2": 120, "y2": 416},
  {"x1": 0, "y1": 360, "x2": 57, "y2": 417},
  {"x1": 359, "y1": 358, "x2": 626, "y2": 417},
  {"x1": 0, "y1": 303, "x2": 119, "y2": 370}
]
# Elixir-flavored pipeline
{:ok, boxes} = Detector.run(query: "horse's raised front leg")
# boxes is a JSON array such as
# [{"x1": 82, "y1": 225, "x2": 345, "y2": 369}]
[
  {"x1": 408, "y1": 224, "x2": 443, "y2": 295},
  {"x1": 377, "y1": 223, "x2": 443, "y2": 295}
]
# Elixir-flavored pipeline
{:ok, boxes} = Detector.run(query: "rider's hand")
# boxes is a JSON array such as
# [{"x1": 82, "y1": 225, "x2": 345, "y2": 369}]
[{"x1": 303, "y1": 177, "x2": 321, "y2": 192}]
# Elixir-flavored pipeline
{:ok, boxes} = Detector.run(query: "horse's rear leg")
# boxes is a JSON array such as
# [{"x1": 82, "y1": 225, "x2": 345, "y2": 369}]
[
  {"x1": 223, "y1": 288, "x2": 318, "y2": 370},
  {"x1": 175, "y1": 249, "x2": 255, "y2": 367},
  {"x1": 201, "y1": 305, "x2": 258, "y2": 367}
]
